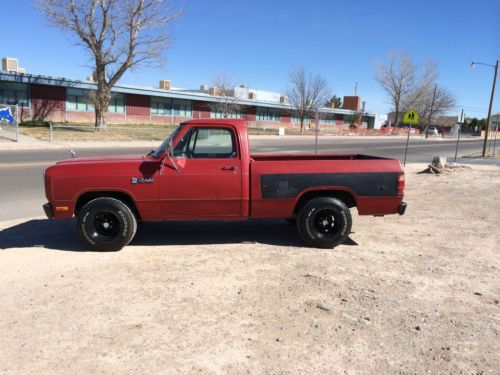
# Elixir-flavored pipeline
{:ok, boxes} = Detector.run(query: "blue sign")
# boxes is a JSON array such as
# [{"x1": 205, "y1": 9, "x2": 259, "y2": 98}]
[{"x1": 0, "y1": 107, "x2": 15, "y2": 123}]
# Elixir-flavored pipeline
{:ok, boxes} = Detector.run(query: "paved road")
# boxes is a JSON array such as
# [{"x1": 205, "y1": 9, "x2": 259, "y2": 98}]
[{"x1": 0, "y1": 136, "x2": 487, "y2": 221}]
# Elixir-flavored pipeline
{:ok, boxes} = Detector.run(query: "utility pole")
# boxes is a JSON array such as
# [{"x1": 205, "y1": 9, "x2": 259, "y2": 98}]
[
  {"x1": 426, "y1": 83, "x2": 438, "y2": 139},
  {"x1": 473, "y1": 60, "x2": 499, "y2": 157}
]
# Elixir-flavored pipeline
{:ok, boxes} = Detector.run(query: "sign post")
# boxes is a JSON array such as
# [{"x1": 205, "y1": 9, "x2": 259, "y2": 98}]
[
  {"x1": 314, "y1": 111, "x2": 319, "y2": 154},
  {"x1": 454, "y1": 109, "x2": 464, "y2": 162},
  {"x1": 402, "y1": 109, "x2": 419, "y2": 166},
  {"x1": 493, "y1": 120, "x2": 499, "y2": 157}
]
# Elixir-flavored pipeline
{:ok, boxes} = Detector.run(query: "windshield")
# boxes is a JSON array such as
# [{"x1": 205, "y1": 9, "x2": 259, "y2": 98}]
[{"x1": 151, "y1": 124, "x2": 184, "y2": 158}]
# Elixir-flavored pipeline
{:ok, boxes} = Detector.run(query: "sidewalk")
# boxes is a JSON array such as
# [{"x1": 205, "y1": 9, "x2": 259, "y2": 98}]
[
  {"x1": 0, "y1": 136, "x2": 157, "y2": 150},
  {"x1": 0, "y1": 132, "x2": 484, "y2": 151}
]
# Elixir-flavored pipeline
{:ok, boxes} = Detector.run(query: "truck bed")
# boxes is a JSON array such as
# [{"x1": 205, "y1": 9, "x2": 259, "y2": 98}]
[{"x1": 249, "y1": 154, "x2": 404, "y2": 218}]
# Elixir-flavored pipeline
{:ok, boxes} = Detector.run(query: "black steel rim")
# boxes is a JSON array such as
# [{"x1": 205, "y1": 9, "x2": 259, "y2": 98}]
[
  {"x1": 92, "y1": 211, "x2": 121, "y2": 241},
  {"x1": 312, "y1": 209, "x2": 340, "y2": 237}
]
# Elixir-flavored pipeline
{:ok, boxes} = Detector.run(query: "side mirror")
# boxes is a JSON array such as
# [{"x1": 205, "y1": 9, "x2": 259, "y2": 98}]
[
  {"x1": 164, "y1": 138, "x2": 179, "y2": 172},
  {"x1": 166, "y1": 138, "x2": 174, "y2": 157}
]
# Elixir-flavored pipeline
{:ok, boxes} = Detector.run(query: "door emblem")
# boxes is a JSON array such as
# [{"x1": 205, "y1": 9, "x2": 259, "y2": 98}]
[{"x1": 131, "y1": 177, "x2": 154, "y2": 184}]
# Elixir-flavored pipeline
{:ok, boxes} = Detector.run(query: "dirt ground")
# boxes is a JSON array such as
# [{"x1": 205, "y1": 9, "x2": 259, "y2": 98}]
[{"x1": 0, "y1": 163, "x2": 499, "y2": 374}]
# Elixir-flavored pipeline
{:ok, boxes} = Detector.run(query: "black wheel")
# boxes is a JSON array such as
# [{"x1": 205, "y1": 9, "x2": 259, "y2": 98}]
[
  {"x1": 297, "y1": 197, "x2": 352, "y2": 248},
  {"x1": 77, "y1": 197, "x2": 137, "y2": 251}
]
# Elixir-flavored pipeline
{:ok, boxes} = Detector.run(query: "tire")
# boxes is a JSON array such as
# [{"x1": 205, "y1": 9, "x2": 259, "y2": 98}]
[
  {"x1": 296, "y1": 197, "x2": 352, "y2": 248},
  {"x1": 77, "y1": 197, "x2": 137, "y2": 251}
]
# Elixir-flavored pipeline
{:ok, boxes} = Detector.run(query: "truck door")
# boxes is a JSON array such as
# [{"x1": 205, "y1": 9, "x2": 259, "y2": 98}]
[{"x1": 159, "y1": 126, "x2": 242, "y2": 218}]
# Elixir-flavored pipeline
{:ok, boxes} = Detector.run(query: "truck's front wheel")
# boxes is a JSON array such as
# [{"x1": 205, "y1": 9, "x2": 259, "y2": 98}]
[
  {"x1": 297, "y1": 197, "x2": 352, "y2": 248},
  {"x1": 77, "y1": 197, "x2": 137, "y2": 251}
]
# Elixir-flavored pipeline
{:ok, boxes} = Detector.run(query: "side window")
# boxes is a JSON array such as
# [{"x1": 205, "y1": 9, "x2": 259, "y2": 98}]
[
  {"x1": 173, "y1": 129, "x2": 192, "y2": 157},
  {"x1": 174, "y1": 127, "x2": 236, "y2": 158}
]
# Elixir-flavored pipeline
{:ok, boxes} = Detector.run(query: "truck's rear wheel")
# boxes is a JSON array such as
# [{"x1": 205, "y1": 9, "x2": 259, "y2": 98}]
[
  {"x1": 77, "y1": 197, "x2": 137, "y2": 251},
  {"x1": 297, "y1": 197, "x2": 352, "y2": 248}
]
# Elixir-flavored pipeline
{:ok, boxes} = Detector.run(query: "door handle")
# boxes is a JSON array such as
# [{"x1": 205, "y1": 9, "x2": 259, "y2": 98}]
[{"x1": 222, "y1": 166, "x2": 238, "y2": 171}]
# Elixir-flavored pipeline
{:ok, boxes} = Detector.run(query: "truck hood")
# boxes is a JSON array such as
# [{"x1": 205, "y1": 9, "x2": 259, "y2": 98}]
[{"x1": 46, "y1": 153, "x2": 162, "y2": 181}]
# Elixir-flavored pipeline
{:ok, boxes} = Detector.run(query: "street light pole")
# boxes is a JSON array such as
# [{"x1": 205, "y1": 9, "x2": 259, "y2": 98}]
[{"x1": 471, "y1": 60, "x2": 499, "y2": 157}]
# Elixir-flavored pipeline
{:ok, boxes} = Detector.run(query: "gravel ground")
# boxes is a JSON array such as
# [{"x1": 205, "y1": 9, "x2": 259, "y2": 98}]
[{"x1": 0, "y1": 163, "x2": 499, "y2": 374}]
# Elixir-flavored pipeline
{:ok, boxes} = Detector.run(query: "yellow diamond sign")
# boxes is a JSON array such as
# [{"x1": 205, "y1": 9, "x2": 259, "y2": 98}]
[{"x1": 403, "y1": 109, "x2": 419, "y2": 125}]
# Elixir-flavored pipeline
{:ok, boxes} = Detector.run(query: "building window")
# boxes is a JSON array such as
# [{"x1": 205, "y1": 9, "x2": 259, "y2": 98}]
[
  {"x1": 0, "y1": 82, "x2": 29, "y2": 107},
  {"x1": 292, "y1": 113, "x2": 311, "y2": 123},
  {"x1": 256, "y1": 107, "x2": 280, "y2": 122},
  {"x1": 151, "y1": 97, "x2": 172, "y2": 116},
  {"x1": 173, "y1": 99, "x2": 192, "y2": 117},
  {"x1": 66, "y1": 88, "x2": 94, "y2": 112},
  {"x1": 320, "y1": 115, "x2": 336, "y2": 124},
  {"x1": 210, "y1": 106, "x2": 242, "y2": 119},
  {"x1": 108, "y1": 93, "x2": 125, "y2": 113},
  {"x1": 151, "y1": 98, "x2": 192, "y2": 117}
]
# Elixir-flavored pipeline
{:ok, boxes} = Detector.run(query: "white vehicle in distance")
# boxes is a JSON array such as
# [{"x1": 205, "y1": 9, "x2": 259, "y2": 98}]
[{"x1": 426, "y1": 127, "x2": 439, "y2": 136}]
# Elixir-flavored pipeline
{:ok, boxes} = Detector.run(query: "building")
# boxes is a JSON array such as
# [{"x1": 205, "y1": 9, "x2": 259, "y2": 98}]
[
  {"x1": 1, "y1": 63, "x2": 378, "y2": 129},
  {"x1": 1, "y1": 57, "x2": 26, "y2": 74}
]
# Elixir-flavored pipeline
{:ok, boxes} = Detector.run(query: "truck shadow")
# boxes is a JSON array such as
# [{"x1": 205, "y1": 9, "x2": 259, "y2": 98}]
[{"x1": 0, "y1": 219, "x2": 358, "y2": 251}]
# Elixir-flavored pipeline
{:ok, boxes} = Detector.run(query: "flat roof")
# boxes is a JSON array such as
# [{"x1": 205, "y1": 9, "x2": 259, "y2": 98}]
[{"x1": 0, "y1": 71, "x2": 376, "y2": 116}]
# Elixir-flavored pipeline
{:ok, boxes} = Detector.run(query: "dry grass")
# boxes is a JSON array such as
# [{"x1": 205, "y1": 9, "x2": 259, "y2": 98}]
[
  {"x1": 19, "y1": 123, "x2": 177, "y2": 142},
  {"x1": 247, "y1": 127, "x2": 278, "y2": 135},
  {"x1": 19, "y1": 123, "x2": 279, "y2": 142}
]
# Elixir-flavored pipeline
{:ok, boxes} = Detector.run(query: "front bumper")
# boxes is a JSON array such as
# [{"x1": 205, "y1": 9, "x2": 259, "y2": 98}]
[
  {"x1": 398, "y1": 202, "x2": 407, "y2": 215},
  {"x1": 43, "y1": 203, "x2": 53, "y2": 219}
]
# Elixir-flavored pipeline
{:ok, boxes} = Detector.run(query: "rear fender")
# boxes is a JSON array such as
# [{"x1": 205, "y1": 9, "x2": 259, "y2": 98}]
[{"x1": 293, "y1": 187, "x2": 359, "y2": 214}]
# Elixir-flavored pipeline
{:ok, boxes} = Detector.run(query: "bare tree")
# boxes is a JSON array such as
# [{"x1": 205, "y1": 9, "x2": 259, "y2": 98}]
[
  {"x1": 375, "y1": 53, "x2": 456, "y2": 131},
  {"x1": 413, "y1": 84, "x2": 456, "y2": 134},
  {"x1": 210, "y1": 75, "x2": 247, "y2": 118},
  {"x1": 375, "y1": 52, "x2": 418, "y2": 127},
  {"x1": 36, "y1": 0, "x2": 182, "y2": 128},
  {"x1": 286, "y1": 67, "x2": 330, "y2": 133},
  {"x1": 399, "y1": 60, "x2": 455, "y2": 134},
  {"x1": 402, "y1": 60, "x2": 438, "y2": 111}
]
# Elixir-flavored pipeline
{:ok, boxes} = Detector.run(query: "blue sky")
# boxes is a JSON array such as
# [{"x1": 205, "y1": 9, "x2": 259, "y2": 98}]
[{"x1": 2, "y1": 0, "x2": 499, "y2": 116}]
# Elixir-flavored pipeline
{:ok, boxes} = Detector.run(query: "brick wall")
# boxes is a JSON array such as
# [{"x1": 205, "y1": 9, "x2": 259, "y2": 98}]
[
  {"x1": 65, "y1": 111, "x2": 94, "y2": 123},
  {"x1": 126, "y1": 94, "x2": 150, "y2": 116},
  {"x1": 342, "y1": 96, "x2": 360, "y2": 111},
  {"x1": 30, "y1": 84, "x2": 66, "y2": 122},
  {"x1": 192, "y1": 101, "x2": 211, "y2": 119},
  {"x1": 106, "y1": 113, "x2": 126, "y2": 124},
  {"x1": 242, "y1": 106, "x2": 256, "y2": 121}
]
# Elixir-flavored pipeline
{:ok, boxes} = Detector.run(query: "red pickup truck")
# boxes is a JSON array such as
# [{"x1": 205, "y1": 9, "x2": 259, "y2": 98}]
[{"x1": 43, "y1": 119, "x2": 406, "y2": 251}]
